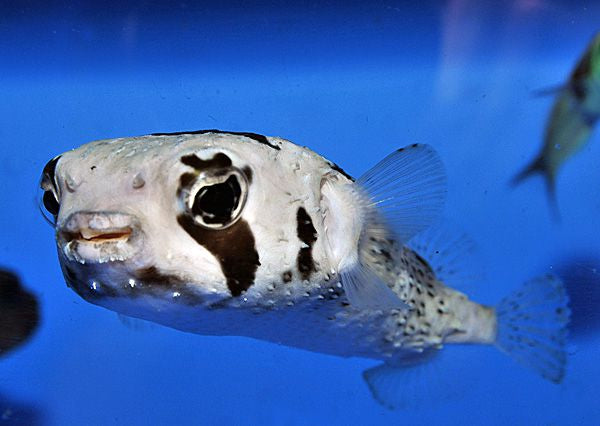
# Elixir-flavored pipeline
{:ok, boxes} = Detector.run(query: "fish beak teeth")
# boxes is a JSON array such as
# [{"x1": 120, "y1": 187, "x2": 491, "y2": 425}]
[
  {"x1": 57, "y1": 211, "x2": 142, "y2": 263},
  {"x1": 77, "y1": 227, "x2": 132, "y2": 242}
]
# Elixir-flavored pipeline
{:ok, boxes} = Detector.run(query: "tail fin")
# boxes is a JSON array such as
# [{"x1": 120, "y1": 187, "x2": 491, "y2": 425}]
[
  {"x1": 511, "y1": 156, "x2": 546, "y2": 188},
  {"x1": 495, "y1": 274, "x2": 570, "y2": 383},
  {"x1": 511, "y1": 157, "x2": 560, "y2": 220}
]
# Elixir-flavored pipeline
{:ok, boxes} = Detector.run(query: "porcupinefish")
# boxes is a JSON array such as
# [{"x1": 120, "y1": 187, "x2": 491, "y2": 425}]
[
  {"x1": 512, "y1": 32, "x2": 600, "y2": 216},
  {"x1": 40, "y1": 130, "x2": 569, "y2": 408},
  {"x1": 0, "y1": 269, "x2": 40, "y2": 357}
]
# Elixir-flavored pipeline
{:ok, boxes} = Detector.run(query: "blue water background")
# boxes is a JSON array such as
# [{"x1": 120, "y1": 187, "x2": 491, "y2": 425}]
[{"x1": 1, "y1": 1, "x2": 600, "y2": 424}]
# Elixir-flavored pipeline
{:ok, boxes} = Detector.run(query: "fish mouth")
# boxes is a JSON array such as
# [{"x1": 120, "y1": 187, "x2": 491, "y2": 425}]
[
  {"x1": 58, "y1": 212, "x2": 142, "y2": 264},
  {"x1": 64, "y1": 227, "x2": 133, "y2": 243}
]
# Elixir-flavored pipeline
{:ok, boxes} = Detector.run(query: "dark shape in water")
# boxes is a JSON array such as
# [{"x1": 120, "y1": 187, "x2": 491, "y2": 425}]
[
  {"x1": 511, "y1": 32, "x2": 600, "y2": 219},
  {"x1": 0, "y1": 269, "x2": 40, "y2": 357},
  {"x1": 554, "y1": 255, "x2": 600, "y2": 340},
  {"x1": 0, "y1": 391, "x2": 43, "y2": 426}
]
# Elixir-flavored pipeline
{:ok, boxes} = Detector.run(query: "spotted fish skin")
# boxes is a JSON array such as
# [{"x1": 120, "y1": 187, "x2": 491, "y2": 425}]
[{"x1": 40, "y1": 131, "x2": 569, "y2": 397}]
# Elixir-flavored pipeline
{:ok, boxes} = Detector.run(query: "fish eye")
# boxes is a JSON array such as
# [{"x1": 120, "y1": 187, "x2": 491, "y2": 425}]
[
  {"x1": 187, "y1": 169, "x2": 248, "y2": 229},
  {"x1": 42, "y1": 190, "x2": 60, "y2": 216},
  {"x1": 38, "y1": 156, "x2": 61, "y2": 224}
]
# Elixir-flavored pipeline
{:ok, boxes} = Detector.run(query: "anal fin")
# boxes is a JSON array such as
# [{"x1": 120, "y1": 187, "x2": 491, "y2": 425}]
[{"x1": 363, "y1": 349, "x2": 469, "y2": 410}]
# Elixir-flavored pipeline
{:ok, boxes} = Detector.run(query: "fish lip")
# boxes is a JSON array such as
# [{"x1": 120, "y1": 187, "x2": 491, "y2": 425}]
[
  {"x1": 61, "y1": 227, "x2": 133, "y2": 243},
  {"x1": 57, "y1": 211, "x2": 142, "y2": 263}
]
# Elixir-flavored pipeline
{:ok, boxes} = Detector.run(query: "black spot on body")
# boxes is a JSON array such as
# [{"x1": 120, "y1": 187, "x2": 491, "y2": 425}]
[
  {"x1": 135, "y1": 267, "x2": 182, "y2": 285},
  {"x1": 177, "y1": 214, "x2": 260, "y2": 297},
  {"x1": 152, "y1": 129, "x2": 280, "y2": 150},
  {"x1": 296, "y1": 207, "x2": 318, "y2": 280},
  {"x1": 380, "y1": 249, "x2": 392, "y2": 262},
  {"x1": 282, "y1": 270, "x2": 293, "y2": 283}
]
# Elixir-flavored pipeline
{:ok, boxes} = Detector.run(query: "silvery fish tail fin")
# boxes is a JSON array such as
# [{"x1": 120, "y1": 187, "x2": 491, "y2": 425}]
[
  {"x1": 342, "y1": 144, "x2": 446, "y2": 310},
  {"x1": 495, "y1": 274, "x2": 570, "y2": 383},
  {"x1": 362, "y1": 349, "x2": 469, "y2": 410},
  {"x1": 510, "y1": 156, "x2": 561, "y2": 221}
]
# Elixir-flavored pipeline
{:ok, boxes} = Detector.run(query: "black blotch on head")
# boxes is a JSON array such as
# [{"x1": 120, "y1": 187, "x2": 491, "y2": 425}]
[
  {"x1": 181, "y1": 152, "x2": 232, "y2": 171},
  {"x1": 282, "y1": 270, "x2": 292, "y2": 283},
  {"x1": 242, "y1": 166, "x2": 253, "y2": 184},
  {"x1": 177, "y1": 215, "x2": 260, "y2": 297},
  {"x1": 178, "y1": 172, "x2": 197, "y2": 197},
  {"x1": 296, "y1": 207, "x2": 318, "y2": 280},
  {"x1": 152, "y1": 129, "x2": 280, "y2": 150},
  {"x1": 0, "y1": 269, "x2": 40, "y2": 357}
]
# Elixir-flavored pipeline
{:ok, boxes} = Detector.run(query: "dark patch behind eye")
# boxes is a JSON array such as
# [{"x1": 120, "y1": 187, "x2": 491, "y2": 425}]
[
  {"x1": 152, "y1": 129, "x2": 280, "y2": 150},
  {"x1": 177, "y1": 215, "x2": 260, "y2": 297}
]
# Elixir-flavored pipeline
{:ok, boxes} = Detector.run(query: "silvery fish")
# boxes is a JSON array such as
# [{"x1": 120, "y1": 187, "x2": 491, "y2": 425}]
[
  {"x1": 513, "y1": 32, "x2": 600, "y2": 215},
  {"x1": 0, "y1": 269, "x2": 40, "y2": 357},
  {"x1": 40, "y1": 130, "x2": 570, "y2": 408}
]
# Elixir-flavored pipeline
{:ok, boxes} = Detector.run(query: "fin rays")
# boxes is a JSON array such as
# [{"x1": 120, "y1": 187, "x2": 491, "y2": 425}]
[{"x1": 495, "y1": 274, "x2": 570, "y2": 383}]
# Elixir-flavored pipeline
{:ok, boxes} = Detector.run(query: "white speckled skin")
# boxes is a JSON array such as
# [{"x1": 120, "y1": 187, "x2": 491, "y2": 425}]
[{"x1": 45, "y1": 132, "x2": 496, "y2": 362}]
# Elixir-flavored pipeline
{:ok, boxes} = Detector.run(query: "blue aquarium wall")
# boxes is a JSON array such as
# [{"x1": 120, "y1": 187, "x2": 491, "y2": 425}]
[{"x1": 1, "y1": 1, "x2": 599, "y2": 424}]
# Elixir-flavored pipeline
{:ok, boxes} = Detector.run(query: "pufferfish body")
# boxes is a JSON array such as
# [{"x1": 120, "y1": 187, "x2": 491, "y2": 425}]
[{"x1": 40, "y1": 130, "x2": 569, "y2": 408}]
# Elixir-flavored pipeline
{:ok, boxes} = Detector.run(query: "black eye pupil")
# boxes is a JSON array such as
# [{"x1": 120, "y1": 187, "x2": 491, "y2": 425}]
[
  {"x1": 192, "y1": 175, "x2": 241, "y2": 225},
  {"x1": 43, "y1": 191, "x2": 60, "y2": 217}
]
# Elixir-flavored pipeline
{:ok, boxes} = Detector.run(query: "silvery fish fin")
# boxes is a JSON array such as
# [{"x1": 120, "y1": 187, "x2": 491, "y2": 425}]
[
  {"x1": 407, "y1": 221, "x2": 484, "y2": 294},
  {"x1": 495, "y1": 274, "x2": 570, "y2": 383},
  {"x1": 341, "y1": 263, "x2": 408, "y2": 310},
  {"x1": 362, "y1": 349, "x2": 468, "y2": 410},
  {"x1": 511, "y1": 156, "x2": 561, "y2": 221},
  {"x1": 531, "y1": 83, "x2": 568, "y2": 97},
  {"x1": 357, "y1": 144, "x2": 447, "y2": 243}
]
